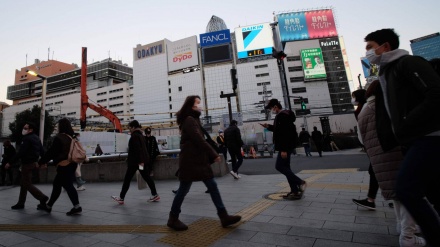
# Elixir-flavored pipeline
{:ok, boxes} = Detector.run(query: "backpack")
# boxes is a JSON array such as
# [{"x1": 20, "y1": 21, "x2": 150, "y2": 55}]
[{"x1": 58, "y1": 134, "x2": 87, "y2": 166}]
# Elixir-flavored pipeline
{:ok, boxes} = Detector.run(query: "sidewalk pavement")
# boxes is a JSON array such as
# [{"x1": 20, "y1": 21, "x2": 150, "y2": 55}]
[{"x1": 0, "y1": 168, "x2": 399, "y2": 247}]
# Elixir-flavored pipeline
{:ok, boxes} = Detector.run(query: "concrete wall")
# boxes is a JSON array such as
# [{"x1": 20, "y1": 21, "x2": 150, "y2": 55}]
[{"x1": 39, "y1": 156, "x2": 229, "y2": 183}]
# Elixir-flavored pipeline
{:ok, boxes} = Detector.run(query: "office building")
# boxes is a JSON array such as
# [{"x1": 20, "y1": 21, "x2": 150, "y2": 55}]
[{"x1": 410, "y1": 32, "x2": 440, "y2": 61}]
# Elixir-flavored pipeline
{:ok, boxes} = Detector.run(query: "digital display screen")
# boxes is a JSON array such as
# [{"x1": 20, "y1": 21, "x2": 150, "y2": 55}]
[{"x1": 202, "y1": 44, "x2": 232, "y2": 64}]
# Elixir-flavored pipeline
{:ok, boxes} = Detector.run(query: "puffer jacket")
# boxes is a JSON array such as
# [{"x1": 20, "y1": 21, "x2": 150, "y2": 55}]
[{"x1": 358, "y1": 96, "x2": 402, "y2": 200}]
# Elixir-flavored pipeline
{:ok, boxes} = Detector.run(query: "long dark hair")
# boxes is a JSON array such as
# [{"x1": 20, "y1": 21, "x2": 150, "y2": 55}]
[
  {"x1": 58, "y1": 118, "x2": 74, "y2": 136},
  {"x1": 176, "y1": 95, "x2": 201, "y2": 126},
  {"x1": 352, "y1": 89, "x2": 367, "y2": 120}
]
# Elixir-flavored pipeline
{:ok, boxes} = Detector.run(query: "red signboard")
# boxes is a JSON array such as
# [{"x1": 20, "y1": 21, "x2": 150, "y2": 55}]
[{"x1": 304, "y1": 10, "x2": 338, "y2": 39}]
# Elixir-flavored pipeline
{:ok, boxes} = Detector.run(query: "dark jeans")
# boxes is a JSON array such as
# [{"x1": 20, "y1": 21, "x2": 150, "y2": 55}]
[
  {"x1": 275, "y1": 151, "x2": 303, "y2": 193},
  {"x1": 228, "y1": 148, "x2": 243, "y2": 173},
  {"x1": 219, "y1": 147, "x2": 228, "y2": 162},
  {"x1": 396, "y1": 136, "x2": 440, "y2": 246},
  {"x1": 1, "y1": 164, "x2": 13, "y2": 184},
  {"x1": 48, "y1": 163, "x2": 79, "y2": 207},
  {"x1": 367, "y1": 163, "x2": 379, "y2": 199},
  {"x1": 17, "y1": 163, "x2": 47, "y2": 205},
  {"x1": 171, "y1": 178, "x2": 225, "y2": 216},
  {"x1": 303, "y1": 144, "x2": 311, "y2": 156},
  {"x1": 120, "y1": 165, "x2": 157, "y2": 199}
]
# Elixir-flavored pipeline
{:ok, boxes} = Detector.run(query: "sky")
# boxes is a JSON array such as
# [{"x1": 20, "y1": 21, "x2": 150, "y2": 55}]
[{"x1": 0, "y1": 0, "x2": 439, "y2": 104}]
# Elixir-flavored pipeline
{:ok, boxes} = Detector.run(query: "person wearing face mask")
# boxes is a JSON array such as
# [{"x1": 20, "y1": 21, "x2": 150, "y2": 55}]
[
  {"x1": 224, "y1": 120, "x2": 244, "y2": 179},
  {"x1": 167, "y1": 95, "x2": 241, "y2": 231},
  {"x1": 5, "y1": 122, "x2": 49, "y2": 211},
  {"x1": 261, "y1": 99, "x2": 306, "y2": 200},
  {"x1": 144, "y1": 127, "x2": 160, "y2": 176},
  {"x1": 364, "y1": 28, "x2": 440, "y2": 246},
  {"x1": 351, "y1": 89, "x2": 367, "y2": 120}
]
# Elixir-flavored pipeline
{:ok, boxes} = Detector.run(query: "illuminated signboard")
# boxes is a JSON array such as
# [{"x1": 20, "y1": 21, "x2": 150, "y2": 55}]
[
  {"x1": 167, "y1": 36, "x2": 199, "y2": 72},
  {"x1": 278, "y1": 9, "x2": 338, "y2": 41},
  {"x1": 200, "y1": 29, "x2": 231, "y2": 47},
  {"x1": 234, "y1": 23, "x2": 274, "y2": 59},
  {"x1": 202, "y1": 44, "x2": 232, "y2": 64},
  {"x1": 300, "y1": 48, "x2": 327, "y2": 80}
]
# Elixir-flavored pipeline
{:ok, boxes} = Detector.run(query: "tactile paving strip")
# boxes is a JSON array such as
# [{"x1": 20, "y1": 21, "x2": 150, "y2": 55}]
[{"x1": 0, "y1": 224, "x2": 171, "y2": 233}]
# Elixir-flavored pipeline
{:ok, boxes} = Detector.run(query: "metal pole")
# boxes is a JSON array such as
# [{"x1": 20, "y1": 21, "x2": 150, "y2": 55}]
[
  {"x1": 39, "y1": 78, "x2": 47, "y2": 144},
  {"x1": 227, "y1": 96, "x2": 233, "y2": 123},
  {"x1": 357, "y1": 74, "x2": 362, "y2": 89}
]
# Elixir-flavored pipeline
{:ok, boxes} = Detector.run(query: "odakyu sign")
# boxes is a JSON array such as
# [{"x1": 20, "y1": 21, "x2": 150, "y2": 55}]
[
  {"x1": 277, "y1": 9, "x2": 338, "y2": 42},
  {"x1": 200, "y1": 29, "x2": 231, "y2": 47},
  {"x1": 133, "y1": 40, "x2": 165, "y2": 61}
]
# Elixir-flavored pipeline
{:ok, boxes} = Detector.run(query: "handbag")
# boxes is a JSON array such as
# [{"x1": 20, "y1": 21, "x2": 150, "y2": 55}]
[{"x1": 200, "y1": 126, "x2": 220, "y2": 154}]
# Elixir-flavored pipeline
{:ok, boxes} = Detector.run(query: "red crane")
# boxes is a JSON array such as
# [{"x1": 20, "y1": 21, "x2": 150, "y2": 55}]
[{"x1": 79, "y1": 47, "x2": 122, "y2": 133}]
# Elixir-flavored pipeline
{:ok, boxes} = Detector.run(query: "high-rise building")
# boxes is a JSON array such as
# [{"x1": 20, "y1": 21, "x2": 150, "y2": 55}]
[{"x1": 410, "y1": 33, "x2": 440, "y2": 61}]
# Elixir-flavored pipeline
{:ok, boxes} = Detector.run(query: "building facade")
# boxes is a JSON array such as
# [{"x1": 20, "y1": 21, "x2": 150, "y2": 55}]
[{"x1": 410, "y1": 32, "x2": 440, "y2": 61}]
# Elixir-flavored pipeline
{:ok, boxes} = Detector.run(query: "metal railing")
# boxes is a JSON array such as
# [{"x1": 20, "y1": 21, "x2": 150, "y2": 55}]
[{"x1": 86, "y1": 149, "x2": 181, "y2": 162}]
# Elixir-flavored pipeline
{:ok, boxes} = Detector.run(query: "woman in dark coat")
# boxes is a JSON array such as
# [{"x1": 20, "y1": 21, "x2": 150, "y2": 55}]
[
  {"x1": 38, "y1": 118, "x2": 82, "y2": 216},
  {"x1": 167, "y1": 95, "x2": 241, "y2": 231}
]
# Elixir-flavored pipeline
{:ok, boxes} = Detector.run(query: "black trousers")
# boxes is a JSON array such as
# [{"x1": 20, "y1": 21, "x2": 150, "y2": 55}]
[
  {"x1": 120, "y1": 165, "x2": 157, "y2": 199},
  {"x1": 367, "y1": 163, "x2": 379, "y2": 199},
  {"x1": 48, "y1": 163, "x2": 79, "y2": 207}
]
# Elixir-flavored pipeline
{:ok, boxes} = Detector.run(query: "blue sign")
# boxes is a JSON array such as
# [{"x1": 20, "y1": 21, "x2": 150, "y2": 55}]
[
  {"x1": 277, "y1": 12, "x2": 309, "y2": 41},
  {"x1": 200, "y1": 29, "x2": 231, "y2": 47}
]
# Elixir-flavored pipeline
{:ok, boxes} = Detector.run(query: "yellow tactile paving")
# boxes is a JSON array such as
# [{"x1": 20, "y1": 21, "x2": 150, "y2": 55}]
[
  {"x1": 0, "y1": 224, "x2": 171, "y2": 233},
  {"x1": 309, "y1": 183, "x2": 369, "y2": 190}
]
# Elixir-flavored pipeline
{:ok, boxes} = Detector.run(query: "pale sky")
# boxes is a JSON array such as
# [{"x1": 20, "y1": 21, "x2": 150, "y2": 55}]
[{"x1": 0, "y1": 0, "x2": 438, "y2": 103}]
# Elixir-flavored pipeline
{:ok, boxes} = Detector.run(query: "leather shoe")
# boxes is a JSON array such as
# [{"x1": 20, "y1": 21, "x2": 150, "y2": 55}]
[{"x1": 11, "y1": 204, "x2": 24, "y2": 210}]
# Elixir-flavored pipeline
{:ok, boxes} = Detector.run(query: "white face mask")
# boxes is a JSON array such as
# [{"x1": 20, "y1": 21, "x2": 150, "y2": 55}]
[
  {"x1": 351, "y1": 98, "x2": 358, "y2": 106},
  {"x1": 365, "y1": 44, "x2": 384, "y2": 64},
  {"x1": 22, "y1": 129, "x2": 28, "y2": 136},
  {"x1": 196, "y1": 104, "x2": 203, "y2": 112}
]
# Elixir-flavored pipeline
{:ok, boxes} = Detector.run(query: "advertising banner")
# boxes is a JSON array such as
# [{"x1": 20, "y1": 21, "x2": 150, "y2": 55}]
[
  {"x1": 277, "y1": 9, "x2": 338, "y2": 41},
  {"x1": 300, "y1": 48, "x2": 327, "y2": 80},
  {"x1": 200, "y1": 29, "x2": 231, "y2": 47},
  {"x1": 202, "y1": 44, "x2": 231, "y2": 64},
  {"x1": 234, "y1": 23, "x2": 274, "y2": 59},
  {"x1": 134, "y1": 40, "x2": 165, "y2": 61},
  {"x1": 167, "y1": 36, "x2": 199, "y2": 72},
  {"x1": 361, "y1": 57, "x2": 379, "y2": 82}
]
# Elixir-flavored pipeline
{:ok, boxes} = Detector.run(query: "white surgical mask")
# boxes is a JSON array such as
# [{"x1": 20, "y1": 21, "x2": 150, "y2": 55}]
[
  {"x1": 365, "y1": 44, "x2": 384, "y2": 65},
  {"x1": 22, "y1": 129, "x2": 28, "y2": 136},
  {"x1": 196, "y1": 104, "x2": 203, "y2": 112},
  {"x1": 351, "y1": 98, "x2": 358, "y2": 106}
]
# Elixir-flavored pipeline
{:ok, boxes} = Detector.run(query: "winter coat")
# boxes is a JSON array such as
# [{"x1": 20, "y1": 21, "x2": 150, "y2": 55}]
[
  {"x1": 179, "y1": 115, "x2": 218, "y2": 182},
  {"x1": 10, "y1": 132, "x2": 44, "y2": 165},
  {"x1": 1, "y1": 145, "x2": 16, "y2": 166},
  {"x1": 267, "y1": 110, "x2": 297, "y2": 152},
  {"x1": 127, "y1": 130, "x2": 150, "y2": 168},
  {"x1": 358, "y1": 96, "x2": 402, "y2": 200},
  {"x1": 379, "y1": 49, "x2": 440, "y2": 146},
  {"x1": 39, "y1": 133, "x2": 72, "y2": 166},
  {"x1": 299, "y1": 130, "x2": 311, "y2": 144},
  {"x1": 145, "y1": 135, "x2": 160, "y2": 160},
  {"x1": 224, "y1": 125, "x2": 244, "y2": 151}
]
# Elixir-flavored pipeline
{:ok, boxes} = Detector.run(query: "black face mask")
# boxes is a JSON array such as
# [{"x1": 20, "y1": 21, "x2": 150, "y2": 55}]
[{"x1": 146, "y1": 131, "x2": 151, "y2": 135}]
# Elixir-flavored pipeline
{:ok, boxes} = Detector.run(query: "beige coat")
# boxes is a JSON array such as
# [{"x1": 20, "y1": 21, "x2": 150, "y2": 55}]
[{"x1": 358, "y1": 96, "x2": 403, "y2": 200}]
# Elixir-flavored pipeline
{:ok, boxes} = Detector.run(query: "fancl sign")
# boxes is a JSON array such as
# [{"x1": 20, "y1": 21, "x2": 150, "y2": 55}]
[
  {"x1": 134, "y1": 40, "x2": 165, "y2": 61},
  {"x1": 200, "y1": 29, "x2": 231, "y2": 47}
]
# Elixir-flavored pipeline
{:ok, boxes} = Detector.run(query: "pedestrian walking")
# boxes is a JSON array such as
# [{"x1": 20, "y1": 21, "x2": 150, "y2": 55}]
[
  {"x1": 299, "y1": 128, "x2": 312, "y2": 156},
  {"x1": 111, "y1": 120, "x2": 160, "y2": 205},
  {"x1": 224, "y1": 120, "x2": 244, "y2": 179},
  {"x1": 261, "y1": 99, "x2": 307, "y2": 200},
  {"x1": 216, "y1": 130, "x2": 228, "y2": 163},
  {"x1": 311, "y1": 126, "x2": 324, "y2": 157},
  {"x1": 364, "y1": 28, "x2": 440, "y2": 246},
  {"x1": 5, "y1": 122, "x2": 49, "y2": 210},
  {"x1": 167, "y1": 95, "x2": 241, "y2": 231},
  {"x1": 357, "y1": 80, "x2": 426, "y2": 246},
  {"x1": 1, "y1": 140, "x2": 16, "y2": 186},
  {"x1": 94, "y1": 144, "x2": 103, "y2": 156},
  {"x1": 38, "y1": 118, "x2": 83, "y2": 215},
  {"x1": 145, "y1": 127, "x2": 160, "y2": 176}
]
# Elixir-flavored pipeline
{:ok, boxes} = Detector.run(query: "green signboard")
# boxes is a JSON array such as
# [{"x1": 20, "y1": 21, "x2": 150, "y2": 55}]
[{"x1": 300, "y1": 48, "x2": 327, "y2": 80}]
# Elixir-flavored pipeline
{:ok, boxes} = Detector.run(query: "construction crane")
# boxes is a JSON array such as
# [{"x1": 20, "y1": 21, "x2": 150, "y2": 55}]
[{"x1": 79, "y1": 47, "x2": 122, "y2": 133}]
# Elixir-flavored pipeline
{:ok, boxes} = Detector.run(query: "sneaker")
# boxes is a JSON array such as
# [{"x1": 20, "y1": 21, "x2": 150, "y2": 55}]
[
  {"x1": 352, "y1": 198, "x2": 376, "y2": 210},
  {"x1": 282, "y1": 192, "x2": 303, "y2": 200},
  {"x1": 299, "y1": 181, "x2": 307, "y2": 193},
  {"x1": 229, "y1": 171, "x2": 239, "y2": 179},
  {"x1": 400, "y1": 236, "x2": 426, "y2": 247},
  {"x1": 11, "y1": 204, "x2": 24, "y2": 210},
  {"x1": 37, "y1": 203, "x2": 52, "y2": 213},
  {"x1": 148, "y1": 195, "x2": 160, "y2": 202},
  {"x1": 236, "y1": 173, "x2": 242, "y2": 178},
  {"x1": 111, "y1": 196, "x2": 124, "y2": 205},
  {"x1": 66, "y1": 207, "x2": 82, "y2": 216},
  {"x1": 76, "y1": 186, "x2": 86, "y2": 191}
]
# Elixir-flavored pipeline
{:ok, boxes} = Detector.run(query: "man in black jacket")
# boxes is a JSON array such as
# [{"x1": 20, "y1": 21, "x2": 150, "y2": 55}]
[
  {"x1": 1, "y1": 140, "x2": 16, "y2": 186},
  {"x1": 261, "y1": 99, "x2": 306, "y2": 200},
  {"x1": 224, "y1": 120, "x2": 244, "y2": 179},
  {"x1": 5, "y1": 122, "x2": 48, "y2": 209},
  {"x1": 364, "y1": 28, "x2": 440, "y2": 246},
  {"x1": 112, "y1": 120, "x2": 160, "y2": 204},
  {"x1": 145, "y1": 127, "x2": 160, "y2": 176}
]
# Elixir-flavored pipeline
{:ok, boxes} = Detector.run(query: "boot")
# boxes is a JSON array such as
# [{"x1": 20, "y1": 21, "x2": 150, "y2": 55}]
[
  {"x1": 167, "y1": 212, "x2": 188, "y2": 231},
  {"x1": 218, "y1": 209, "x2": 241, "y2": 228}
]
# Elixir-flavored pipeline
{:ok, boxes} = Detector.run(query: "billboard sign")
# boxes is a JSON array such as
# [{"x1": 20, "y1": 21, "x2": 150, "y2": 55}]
[
  {"x1": 167, "y1": 36, "x2": 199, "y2": 72},
  {"x1": 278, "y1": 9, "x2": 338, "y2": 41},
  {"x1": 361, "y1": 57, "x2": 379, "y2": 82},
  {"x1": 202, "y1": 44, "x2": 232, "y2": 64},
  {"x1": 133, "y1": 40, "x2": 165, "y2": 61},
  {"x1": 234, "y1": 23, "x2": 274, "y2": 59},
  {"x1": 200, "y1": 29, "x2": 231, "y2": 47},
  {"x1": 300, "y1": 48, "x2": 327, "y2": 80}
]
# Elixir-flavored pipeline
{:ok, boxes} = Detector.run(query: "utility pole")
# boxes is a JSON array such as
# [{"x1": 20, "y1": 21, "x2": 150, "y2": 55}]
[
  {"x1": 220, "y1": 91, "x2": 236, "y2": 124},
  {"x1": 357, "y1": 74, "x2": 363, "y2": 89}
]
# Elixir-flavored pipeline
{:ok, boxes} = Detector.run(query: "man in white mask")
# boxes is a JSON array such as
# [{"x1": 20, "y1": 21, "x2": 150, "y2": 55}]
[{"x1": 364, "y1": 28, "x2": 440, "y2": 246}]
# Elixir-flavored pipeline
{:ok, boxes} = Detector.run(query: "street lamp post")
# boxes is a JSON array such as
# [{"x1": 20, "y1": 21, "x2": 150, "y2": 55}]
[{"x1": 26, "y1": 70, "x2": 47, "y2": 144}]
